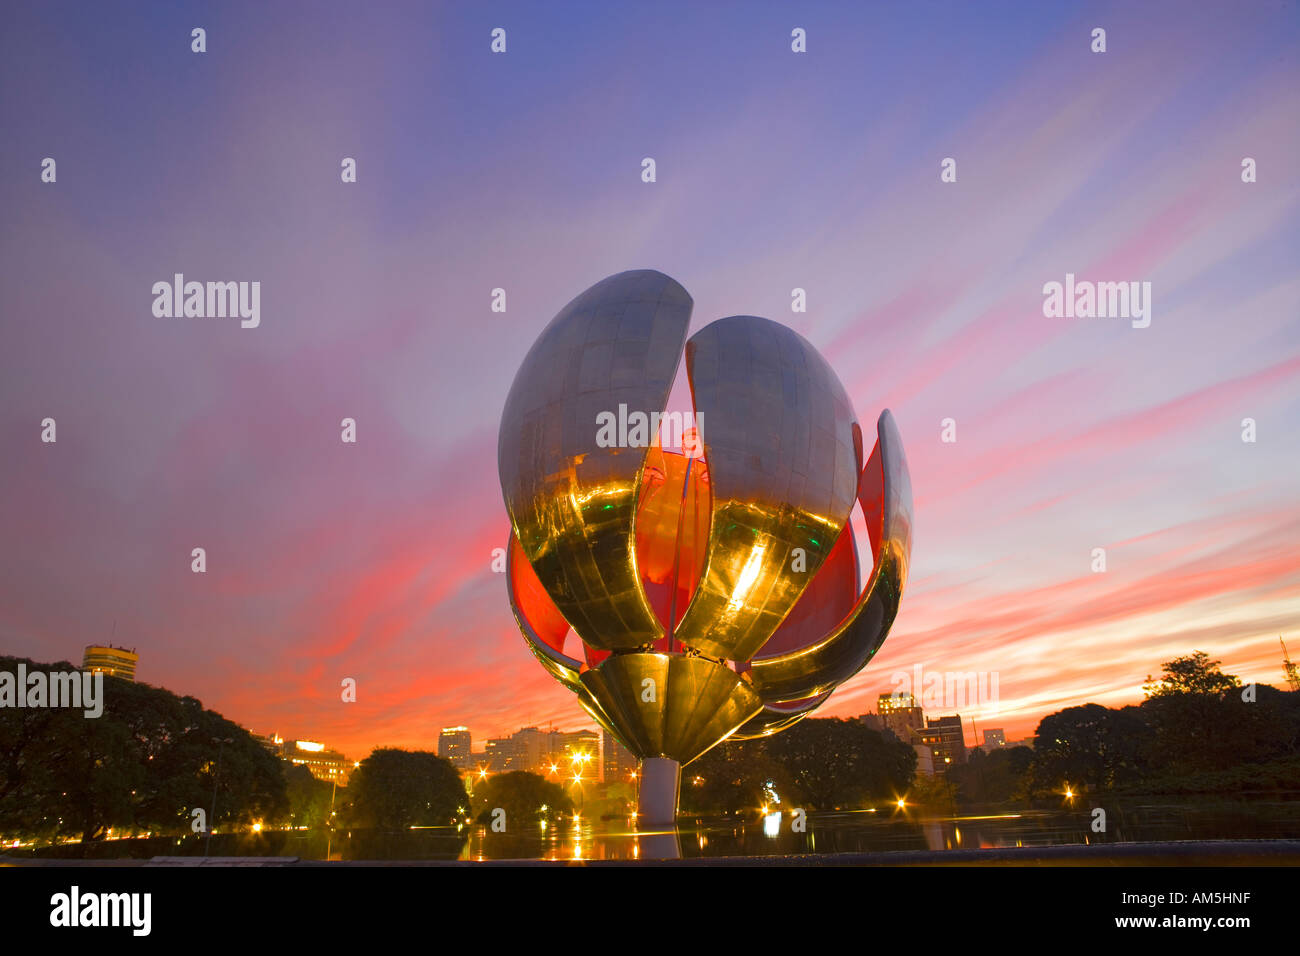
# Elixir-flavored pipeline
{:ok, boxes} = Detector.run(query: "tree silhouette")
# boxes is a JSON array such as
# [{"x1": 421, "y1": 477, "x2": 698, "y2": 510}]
[
  {"x1": 471, "y1": 771, "x2": 572, "y2": 826},
  {"x1": 0, "y1": 656, "x2": 287, "y2": 841},
  {"x1": 679, "y1": 717, "x2": 915, "y2": 813},
  {"x1": 1143, "y1": 651, "x2": 1240, "y2": 698},
  {"x1": 1140, "y1": 652, "x2": 1275, "y2": 774},
  {"x1": 344, "y1": 749, "x2": 466, "y2": 829},
  {"x1": 1030, "y1": 703, "x2": 1148, "y2": 795}
]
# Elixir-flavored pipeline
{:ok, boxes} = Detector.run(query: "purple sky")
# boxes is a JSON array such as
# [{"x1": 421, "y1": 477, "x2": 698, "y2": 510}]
[{"x1": 1, "y1": 1, "x2": 1297, "y2": 758}]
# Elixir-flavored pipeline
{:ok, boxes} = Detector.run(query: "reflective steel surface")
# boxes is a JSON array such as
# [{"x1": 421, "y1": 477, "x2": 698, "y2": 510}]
[
  {"x1": 579, "y1": 652, "x2": 762, "y2": 766},
  {"x1": 498, "y1": 270, "x2": 692, "y2": 651},
  {"x1": 673, "y1": 315, "x2": 859, "y2": 663},
  {"x1": 740, "y1": 410, "x2": 914, "y2": 729},
  {"x1": 498, "y1": 271, "x2": 913, "y2": 767},
  {"x1": 505, "y1": 530, "x2": 623, "y2": 732}
]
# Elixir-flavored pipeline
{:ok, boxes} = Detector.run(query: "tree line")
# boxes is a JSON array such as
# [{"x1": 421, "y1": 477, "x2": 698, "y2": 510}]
[
  {"x1": 947, "y1": 652, "x2": 1300, "y2": 805},
  {"x1": 0, "y1": 656, "x2": 286, "y2": 841},
  {"x1": 679, "y1": 716, "x2": 916, "y2": 814},
  {"x1": 0, "y1": 656, "x2": 486, "y2": 842},
  {"x1": 5, "y1": 650, "x2": 1293, "y2": 841}
]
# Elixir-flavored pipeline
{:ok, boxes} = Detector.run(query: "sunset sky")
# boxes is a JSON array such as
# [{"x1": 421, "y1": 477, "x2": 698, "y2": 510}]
[{"x1": 2, "y1": 1, "x2": 1297, "y2": 760}]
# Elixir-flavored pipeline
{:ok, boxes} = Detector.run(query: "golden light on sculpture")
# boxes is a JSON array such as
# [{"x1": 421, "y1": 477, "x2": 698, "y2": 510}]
[
  {"x1": 498, "y1": 270, "x2": 914, "y2": 824},
  {"x1": 727, "y1": 545, "x2": 768, "y2": 612}
]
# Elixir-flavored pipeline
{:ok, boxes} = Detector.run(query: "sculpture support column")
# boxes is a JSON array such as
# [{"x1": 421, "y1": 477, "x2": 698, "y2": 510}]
[{"x1": 638, "y1": 757, "x2": 681, "y2": 826}]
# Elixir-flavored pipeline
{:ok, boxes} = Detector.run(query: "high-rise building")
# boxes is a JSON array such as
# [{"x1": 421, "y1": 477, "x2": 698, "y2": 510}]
[
  {"x1": 878, "y1": 692, "x2": 924, "y2": 741},
  {"x1": 983, "y1": 728, "x2": 1006, "y2": 749},
  {"x1": 283, "y1": 739, "x2": 353, "y2": 785},
  {"x1": 485, "y1": 727, "x2": 550, "y2": 773},
  {"x1": 601, "y1": 729, "x2": 638, "y2": 784},
  {"x1": 481, "y1": 726, "x2": 603, "y2": 776},
  {"x1": 558, "y1": 729, "x2": 599, "y2": 772},
  {"x1": 484, "y1": 734, "x2": 519, "y2": 772},
  {"x1": 914, "y1": 725, "x2": 944, "y2": 774},
  {"x1": 256, "y1": 733, "x2": 354, "y2": 785},
  {"x1": 438, "y1": 726, "x2": 472, "y2": 768},
  {"x1": 913, "y1": 743, "x2": 936, "y2": 776},
  {"x1": 517, "y1": 726, "x2": 554, "y2": 772},
  {"x1": 82, "y1": 644, "x2": 139, "y2": 682},
  {"x1": 920, "y1": 715, "x2": 967, "y2": 766}
]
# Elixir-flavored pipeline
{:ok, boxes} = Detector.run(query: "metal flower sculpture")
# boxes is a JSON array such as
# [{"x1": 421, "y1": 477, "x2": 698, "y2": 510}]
[{"x1": 498, "y1": 270, "x2": 913, "y2": 821}]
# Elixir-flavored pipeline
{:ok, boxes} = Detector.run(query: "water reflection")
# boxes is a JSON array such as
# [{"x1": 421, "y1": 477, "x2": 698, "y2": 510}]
[
  {"x1": 458, "y1": 799, "x2": 1300, "y2": 860},
  {"x1": 12, "y1": 797, "x2": 1300, "y2": 861}
]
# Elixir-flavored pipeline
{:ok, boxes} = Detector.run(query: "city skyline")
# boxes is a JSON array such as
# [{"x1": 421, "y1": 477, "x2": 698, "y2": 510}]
[
  {"x1": 22, "y1": 638, "x2": 1286, "y2": 772},
  {"x1": 1, "y1": 2, "x2": 1297, "y2": 760}
]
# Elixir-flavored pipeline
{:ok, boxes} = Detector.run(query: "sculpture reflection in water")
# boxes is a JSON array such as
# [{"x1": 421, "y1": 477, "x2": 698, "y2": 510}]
[{"x1": 497, "y1": 270, "x2": 913, "y2": 844}]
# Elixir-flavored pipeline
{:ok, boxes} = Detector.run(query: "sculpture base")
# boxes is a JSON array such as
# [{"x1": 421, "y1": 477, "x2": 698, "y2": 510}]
[{"x1": 638, "y1": 757, "x2": 681, "y2": 827}]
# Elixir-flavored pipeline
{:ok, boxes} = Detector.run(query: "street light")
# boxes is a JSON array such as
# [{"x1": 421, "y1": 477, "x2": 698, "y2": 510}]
[{"x1": 570, "y1": 770, "x2": 585, "y2": 815}]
